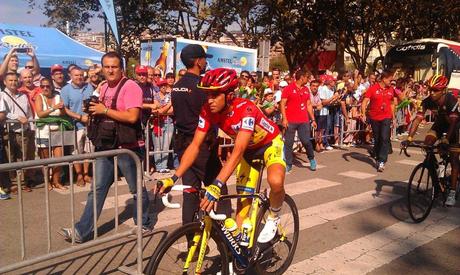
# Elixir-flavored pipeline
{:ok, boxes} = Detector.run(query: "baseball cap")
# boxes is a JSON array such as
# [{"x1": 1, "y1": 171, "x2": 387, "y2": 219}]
[
  {"x1": 279, "y1": 80, "x2": 288, "y2": 87},
  {"x1": 157, "y1": 79, "x2": 168, "y2": 86},
  {"x1": 50, "y1": 64, "x2": 63, "y2": 74},
  {"x1": 180, "y1": 44, "x2": 213, "y2": 63},
  {"x1": 135, "y1": 65, "x2": 148, "y2": 74},
  {"x1": 264, "y1": 88, "x2": 274, "y2": 95}
]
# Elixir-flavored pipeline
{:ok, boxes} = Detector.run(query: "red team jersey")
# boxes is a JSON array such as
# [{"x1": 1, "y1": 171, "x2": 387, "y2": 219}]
[{"x1": 197, "y1": 98, "x2": 280, "y2": 149}]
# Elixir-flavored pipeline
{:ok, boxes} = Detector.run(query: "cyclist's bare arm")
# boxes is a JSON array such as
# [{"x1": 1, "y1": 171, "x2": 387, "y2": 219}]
[
  {"x1": 407, "y1": 112, "x2": 425, "y2": 139},
  {"x1": 174, "y1": 129, "x2": 208, "y2": 177},
  {"x1": 215, "y1": 130, "x2": 252, "y2": 183}
]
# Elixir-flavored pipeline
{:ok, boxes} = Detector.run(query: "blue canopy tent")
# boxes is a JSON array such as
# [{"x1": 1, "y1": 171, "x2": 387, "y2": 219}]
[{"x1": 0, "y1": 23, "x2": 104, "y2": 72}]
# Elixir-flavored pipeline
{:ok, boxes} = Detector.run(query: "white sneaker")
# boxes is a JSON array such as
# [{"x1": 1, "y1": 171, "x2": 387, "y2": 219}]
[
  {"x1": 377, "y1": 162, "x2": 385, "y2": 172},
  {"x1": 325, "y1": 146, "x2": 333, "y2": 151},
  {"x1": 446, "y1": 190, "x2": 456, "y2": 207},
  {"x1": 257, "y1": 216, "x2": 280, "y2": 243}
]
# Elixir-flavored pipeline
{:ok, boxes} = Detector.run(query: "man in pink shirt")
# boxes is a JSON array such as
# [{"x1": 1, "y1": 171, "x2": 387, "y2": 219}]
[{"x1": 59, "y1": 52, "x2": 151, "y2": 243}]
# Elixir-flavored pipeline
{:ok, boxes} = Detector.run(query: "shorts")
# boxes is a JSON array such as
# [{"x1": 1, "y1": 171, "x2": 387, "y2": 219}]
[
  {"x1": 236, "y1": 135, "x2": 285, "y2": 194},
  {"x1": 72, "y1": 128, "x2": 93, "y2": 154}
]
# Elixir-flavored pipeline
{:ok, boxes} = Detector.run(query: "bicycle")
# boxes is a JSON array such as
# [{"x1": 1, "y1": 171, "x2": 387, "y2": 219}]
[
  {"x1": 401, "y1": 142, "x2": 460, "y2": 223},
  {"x1": 146, "y1": 159, "x2": 299, "y2": 274}
]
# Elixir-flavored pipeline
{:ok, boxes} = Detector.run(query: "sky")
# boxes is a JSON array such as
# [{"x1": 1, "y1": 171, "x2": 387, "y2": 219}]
[{"x1": 0, "y1": 0, "x2": 104, "y2": 32}]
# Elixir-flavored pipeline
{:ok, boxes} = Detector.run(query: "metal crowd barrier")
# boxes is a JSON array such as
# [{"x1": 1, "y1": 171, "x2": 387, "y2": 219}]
[
  {"x1": 144, "y1": 115, "x2": 175, "y2": 173},
  {"x1": 4, "y1": 119, "x2": 78, "y2": 164},
  {"x1": 0, "y1": 149, "x2": 144, "y2": 275}
]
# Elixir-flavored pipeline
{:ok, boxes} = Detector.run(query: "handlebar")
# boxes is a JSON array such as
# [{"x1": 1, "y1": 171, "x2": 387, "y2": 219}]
[
  {"x1": 400, "y1": 142, "x2": 438, "y2": 157},
  {"x1": 160, "y1": 184, "x2": 227, "y2": 220}
]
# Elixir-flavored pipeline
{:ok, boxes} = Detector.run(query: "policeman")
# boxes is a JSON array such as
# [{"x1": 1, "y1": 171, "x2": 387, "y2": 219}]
[{"x1": 171, "y1": 44, "x2": 230, "y2": 225}]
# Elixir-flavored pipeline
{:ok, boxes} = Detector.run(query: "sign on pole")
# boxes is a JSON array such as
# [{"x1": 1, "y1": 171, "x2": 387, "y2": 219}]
[
  {"x1": 99, "y1": 0, "x2": 120, "y2": 45},
  {"x1": 258, "y1": 40, "x2": 270, "y2": 73}
]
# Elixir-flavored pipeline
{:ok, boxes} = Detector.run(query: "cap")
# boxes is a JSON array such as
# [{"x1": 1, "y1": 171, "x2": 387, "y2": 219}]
[
  {"x1": 157, "y1": 79, "x2": 168, "y2": 87},
  {"x1": 264, "y1": 88, "x2": 274, "y2": 95},
  {"x1": 135, "y1": 65, "x2": 148, "y2": 74},
  {"x1": 180, "y1": 44, "x2": 213, "y2": 63},
  {"x1": 279, "y1": 80, "x2": 288, "y2": 87},
  {"x1": 50, "y1": 64, "x2": 63, "y2": 74}
]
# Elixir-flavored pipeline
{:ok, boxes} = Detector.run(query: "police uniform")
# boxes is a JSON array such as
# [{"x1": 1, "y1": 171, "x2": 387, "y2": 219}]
[{"x1": 172, "y1": 72, "x2": 228, "y2": 225}]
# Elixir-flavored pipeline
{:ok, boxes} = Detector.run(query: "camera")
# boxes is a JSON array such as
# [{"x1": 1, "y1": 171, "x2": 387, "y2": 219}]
[{"x1": 83, "y1": 95, "x2": 100, "y2": 113}]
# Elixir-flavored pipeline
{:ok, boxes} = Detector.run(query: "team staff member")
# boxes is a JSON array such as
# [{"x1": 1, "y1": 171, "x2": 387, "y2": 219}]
[
  {"x1": 280, "y1": 69, "x2": 317, "y2": 172},
  {"x1": 361, "y1": 70, "x2": 405, "y2": 172},
  {"x1": 171, "y1": 44, "x2": 230, "y2": 225}
]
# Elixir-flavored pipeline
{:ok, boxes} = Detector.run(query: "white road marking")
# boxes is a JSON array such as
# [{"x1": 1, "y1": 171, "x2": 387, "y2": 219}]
[
  {"x1": 338, "y1": 171, "x2": 376, "y2": 179},
  {"x1": 287, "y1": 207, "x2": 460, "y2": 274}
]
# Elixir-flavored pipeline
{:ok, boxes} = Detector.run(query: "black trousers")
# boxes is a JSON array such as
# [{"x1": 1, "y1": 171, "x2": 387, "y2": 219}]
[
  {"x1": 370, "y1": 118, "x2": 392, "y2": 163},
  {"x1": 284, "y1": 122, "x2": 315, "y2": 166},
  {"x1": 175, "y1": 132, "x2": 231, "y2": 225}
]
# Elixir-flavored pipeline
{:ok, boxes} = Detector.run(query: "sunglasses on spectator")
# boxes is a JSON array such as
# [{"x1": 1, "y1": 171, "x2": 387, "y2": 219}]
[
  {"x1": 40, "y1": 85, "x2": 51, "y2": 88},
  {"x1": 241, "y1": 74, "x2": 249, "y2": 78},
  {"x1": 153, "y1": 73, "x2": 161, "y2": 77},
  {"x1": 138, "y1": 73, "x2": 148, "y2": 76},
  {"x1": 25, "y1": 66, "x2": 34, "y2": 69}
]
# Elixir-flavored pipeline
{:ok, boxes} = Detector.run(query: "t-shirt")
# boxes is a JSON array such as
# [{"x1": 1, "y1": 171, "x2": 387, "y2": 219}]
[
  {"x1": 420, "y1": 93, "x2": 458, "y2": 118},
  {"x1": 197, "y1": 98, "x2": 280, "y2": 149},
  {"x1": 18, "y1": 85, "x2": 41, "y2": 116},
  {"x1": 364, "y1": 83, "x2": 397, "y2": 121},
  {"x1": 318, "y1": 85, "x2": 334, "y2": 116},
  {"x1": 138, "y1": 82, "x2": 155, "y2": 125},
  {"x1": 61, "y1": 83, "x2": 94, "y2": 129},
  {"x1": 171, "y1": 72, "x2": 206, "y2": 136},
  {"x1": 99, "y1": 78, "x2": 144, "y2": 148},
  {"x1": 281, "y1": 82, "x2": 311, "y2": 123}
]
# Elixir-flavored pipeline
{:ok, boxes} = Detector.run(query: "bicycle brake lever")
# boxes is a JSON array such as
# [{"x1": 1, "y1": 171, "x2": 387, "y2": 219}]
[{"x1": 209, "y1": 210, "x2": 226, "y2": 221}]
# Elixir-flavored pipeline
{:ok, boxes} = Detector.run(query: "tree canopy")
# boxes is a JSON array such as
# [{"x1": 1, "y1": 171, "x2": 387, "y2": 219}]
[{"x1": 26, "y1": 0, "x2": 460, "y2": 72}]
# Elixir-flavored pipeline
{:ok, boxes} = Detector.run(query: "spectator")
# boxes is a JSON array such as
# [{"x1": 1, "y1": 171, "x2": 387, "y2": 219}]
[
  {"x1": 361, "y1": 70, "x2": 405, "y2": 172},
  {"x1": 66, "y1": 64, "x2": 78, "y2": 84},
  {"x1": 87, "y1": 65, "x2": 102, "y2": 90},
  {"x1": 259, "y1": 88, "x2": 279, "y2": 123},
  {"x1": 135, "y1": 65, "x2": 157, "y2": 127},
  {"x1": 250, "y1": 71, "x2": 258, "y2": 82},
  {"x1": 165, "y1": 72, "x2": 175, "y2": 87},
  {"x1": 60, "y1": 67, "x2": 94, "y2": 186},
  {"x1": 0, "y1": 94, "x2": 11, "y2": 199},
  {"x1": 309, "y1": 80, "x2": 323, "y2": 151},
  {"x1": 275, "y1": 80, "x2": 288, "y2": 103},
  {"x1": 318, "y1": 76, "x2": 339, "y2": 150},
  {"x1": 22, "y1": 49, "x2": 43, "y2": 87},
  {"x1": 18, "y1": 69, "x2": 41, "y2": 116},
  {"x1": 152, "y1": 80, "x2": 174, "y2": 173},
  {"x1": 2, "y1": 72, "x2": 35, "y2": 192},
  {"x1": 151, "y1": 67, "x2": 162, "y2": 85},
  {"x1": 171, "y1": 44, "x2": 230, "y2": 225},
  {"x1": 341, "y1": 82, "x2": 358, "y2": 146},
  {"x1": 0, "y1": 49, "x2": 19, "y2": 88},
  {"x1": 50, "y1": 64, "x2": 65, "y2": 93},
  {"x1": 177, "y1": 68, "x2": 187, "y2": 81},
  {"x1": 60, "y1": 51, "x2": 152, "y2": 243},
  {"x1": 280, "y1": 69, "x2": 317, "y2": 172},
  {"x1": 34, "y1": 78, "x2": 68, "y2": 190}
]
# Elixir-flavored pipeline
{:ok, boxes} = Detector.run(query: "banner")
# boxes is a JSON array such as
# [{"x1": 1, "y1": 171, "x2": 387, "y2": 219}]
[{"x1": 99, "y1": 0, "x2": 119, "y2": 45}]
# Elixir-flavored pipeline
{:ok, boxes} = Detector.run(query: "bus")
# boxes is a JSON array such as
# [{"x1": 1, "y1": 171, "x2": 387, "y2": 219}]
[{"x1": 384, "y1": 38, "x2": 460, "y2": 81}]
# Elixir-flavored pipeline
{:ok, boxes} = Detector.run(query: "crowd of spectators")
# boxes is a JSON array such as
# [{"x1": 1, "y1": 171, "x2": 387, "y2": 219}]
[{"x1": 0, "y1": 46, "x2": 438, "y2": 200}]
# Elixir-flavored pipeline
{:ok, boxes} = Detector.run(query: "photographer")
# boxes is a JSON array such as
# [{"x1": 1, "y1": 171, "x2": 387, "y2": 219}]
[{"x1": 60, "y1": 52, "x2": 152, "y2": 243}]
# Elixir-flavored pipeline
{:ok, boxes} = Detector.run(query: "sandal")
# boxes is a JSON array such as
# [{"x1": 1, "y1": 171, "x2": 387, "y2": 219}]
[
  {"x1": 21, "y1": 185, "x2": 32, "y2": 192},
  {"x1": 53, "y1": 183, "x2": 68, "y2": 190},
  {"x1": 76, "y1": 177, "x2": 85, "y2": 187},
  {"x1": 83, "y1": 175, "x2": 92, "y2": 184}
]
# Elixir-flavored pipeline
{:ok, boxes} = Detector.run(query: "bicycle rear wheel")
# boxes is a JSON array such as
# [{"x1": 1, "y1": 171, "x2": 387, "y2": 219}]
[
  {"x1": 254, "y1": 194, "x2": 299, "y2": 275},
  {"x1": 146, "y1": 222, "x2": 229, "y2": 275},
  {"x1": 407, "y1": 163, "x2": 436, "y2": 223}
]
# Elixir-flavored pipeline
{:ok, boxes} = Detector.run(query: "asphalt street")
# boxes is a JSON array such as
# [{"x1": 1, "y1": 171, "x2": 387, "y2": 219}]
[{"x1": 1, "y1": 128, "x2": 459, "y2": 274}]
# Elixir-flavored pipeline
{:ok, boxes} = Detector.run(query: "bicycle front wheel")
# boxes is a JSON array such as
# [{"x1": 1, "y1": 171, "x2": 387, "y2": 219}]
[
  {"x1": 146, "y1": 222, "x2": 229, "y2": 275},
  {"x1": 254, "y1": 194, "x2": 299, "y2": 275},
  {"x1": 407, "y1": 163, "x2": 436, "y2": 223}
]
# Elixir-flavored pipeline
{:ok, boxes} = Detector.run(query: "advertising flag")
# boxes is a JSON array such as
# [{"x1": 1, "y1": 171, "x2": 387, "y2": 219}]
[{"x1": 99, "y1": 0, "x2": 119, "y2": 45}]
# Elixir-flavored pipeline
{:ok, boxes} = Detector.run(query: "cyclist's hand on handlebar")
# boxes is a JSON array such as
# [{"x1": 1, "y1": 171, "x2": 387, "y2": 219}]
[
  {"x1": 200, "y1": 180, "x2": 223, "y2": 213},
  {"x1": 401, "y1": 139, "x2": 411, "y2": 149},
  {"x1": 154, "y1": 175, "x2": 178, "y2": 195}
]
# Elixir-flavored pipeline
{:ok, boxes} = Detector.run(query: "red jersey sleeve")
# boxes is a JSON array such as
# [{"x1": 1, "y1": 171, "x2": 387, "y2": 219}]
[
  {"x1": 364, "y1": 86, "x2": 375, "y2": 98},
  {"x1": 239, "y1": 105, "x2": 257, "y2": 133},
  {"x1": 197, "y1": 106, "x2": 211, "y2": 133}
]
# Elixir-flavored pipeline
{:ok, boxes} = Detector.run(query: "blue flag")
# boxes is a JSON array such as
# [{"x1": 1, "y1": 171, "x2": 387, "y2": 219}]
[{"x1": 99, "y1": 0, "x2": 119, "y2": 45}]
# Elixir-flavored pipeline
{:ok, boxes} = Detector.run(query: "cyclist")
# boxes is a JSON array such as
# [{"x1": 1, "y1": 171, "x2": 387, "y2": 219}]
[
  {"x1": 403, "y1": 74, "x2": 459, "y2": 206},
  {"x1": 156, "y1": 68, "x2": 286, "y2": 243}
]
